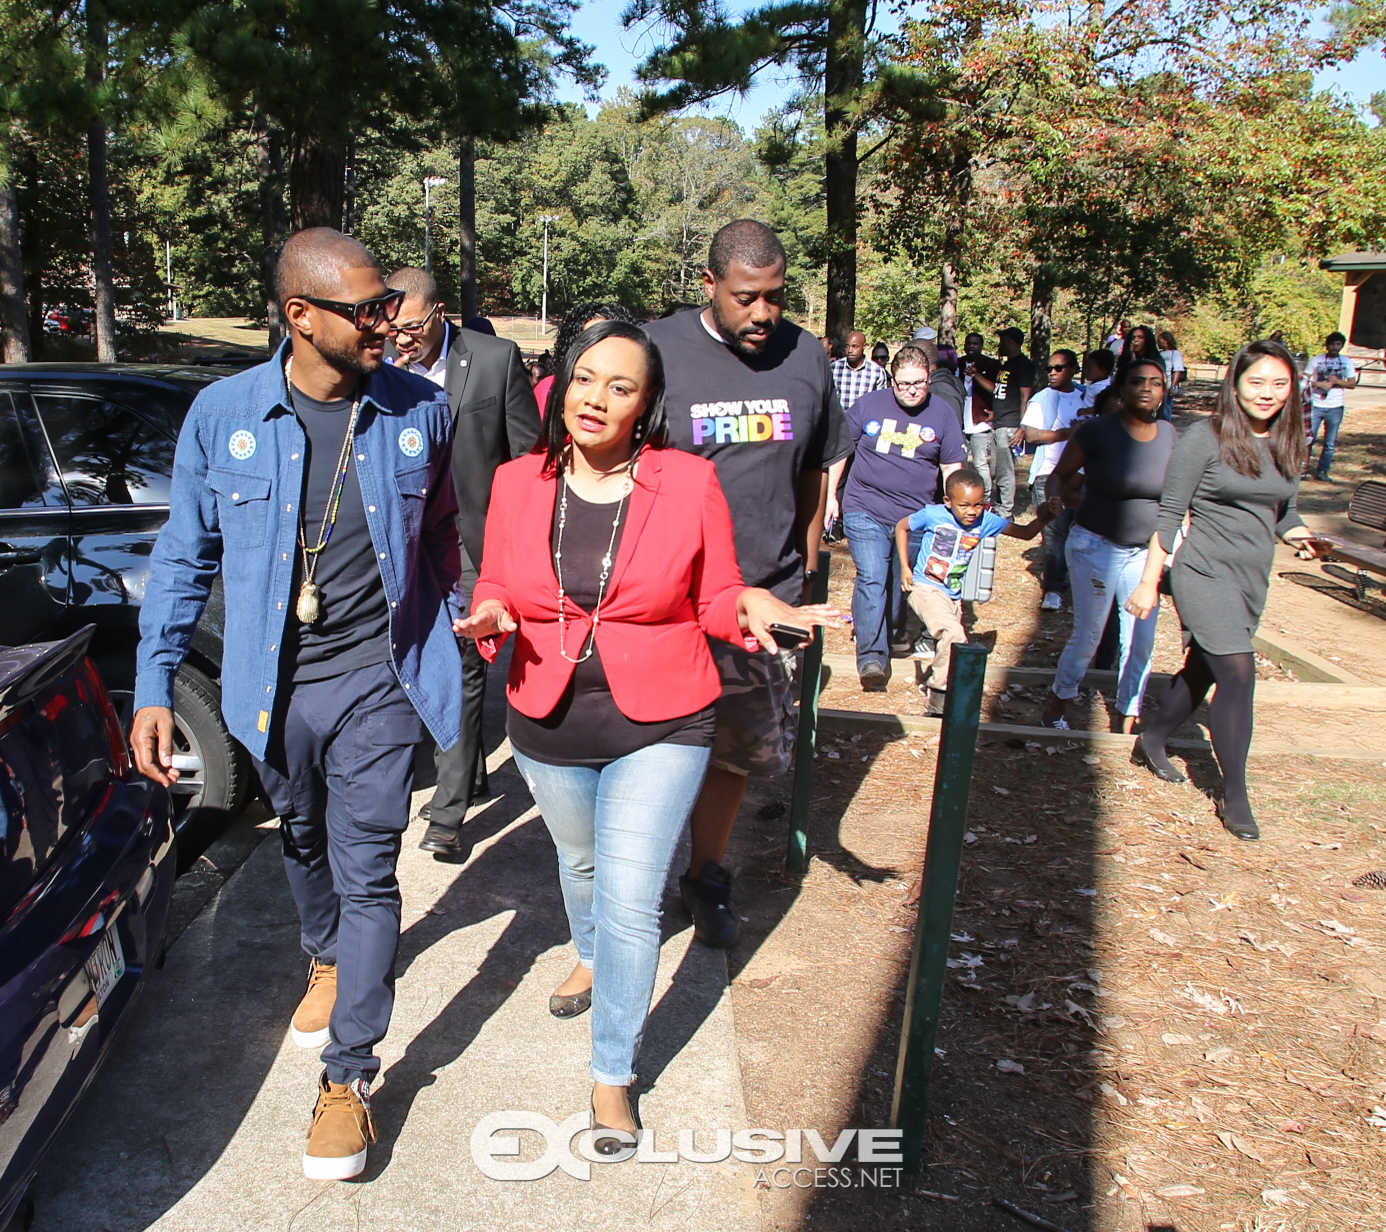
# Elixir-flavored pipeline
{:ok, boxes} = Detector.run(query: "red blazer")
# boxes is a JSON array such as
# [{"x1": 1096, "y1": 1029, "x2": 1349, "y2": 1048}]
[{"x1": 473, "y1": 448, "x2": 756, "y2": 721}]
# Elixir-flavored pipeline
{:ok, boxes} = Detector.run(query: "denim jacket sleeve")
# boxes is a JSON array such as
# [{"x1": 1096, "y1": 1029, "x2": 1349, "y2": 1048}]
[{"x1": 134, "y1": 401, "x2": 223, "y2": 712}]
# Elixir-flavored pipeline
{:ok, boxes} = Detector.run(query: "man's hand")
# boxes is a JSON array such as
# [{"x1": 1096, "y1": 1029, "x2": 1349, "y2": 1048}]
[
  {"x1": 453, "y1": 598, "x2": 516, "y2": 640},
  {"x1": 130, "y1": 706, "x2": 180, "y2": 786},
  {"x1": 1009, "y1": 428, "x2": 1025, "y2": 448}
]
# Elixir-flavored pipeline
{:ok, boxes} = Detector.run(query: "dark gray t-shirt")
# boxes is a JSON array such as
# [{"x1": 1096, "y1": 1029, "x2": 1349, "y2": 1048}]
[
  {"x1": 1072, "y1": 413, "x2": 1177, "y2": 547},
  {"x1": 645, "y1": 309, "x2": 852, "y2": 600},
  {"x1": 285, "y1": 386, "x2": 391, "y2": 681}
]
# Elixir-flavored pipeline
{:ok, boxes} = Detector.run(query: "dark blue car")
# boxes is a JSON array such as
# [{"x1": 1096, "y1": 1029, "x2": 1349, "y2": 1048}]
[{"x1": 0, "y1": 627, "x2": 175, "y2": 1230}]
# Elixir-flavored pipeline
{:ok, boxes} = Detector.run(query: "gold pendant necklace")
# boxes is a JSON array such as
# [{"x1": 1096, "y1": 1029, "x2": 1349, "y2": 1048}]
[{"x1": 287, "y1": 355, "x2": 361, "y2": 625}]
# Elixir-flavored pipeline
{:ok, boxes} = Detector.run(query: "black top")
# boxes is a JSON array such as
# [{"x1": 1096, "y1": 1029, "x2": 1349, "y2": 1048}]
[
  {"x1": 506, "y1": 484, "x2": 715, "y2": 767},
  {"x1": 1072, "y1": 413, "x2": 1178, "y2": 547},
  {"x1": 284, "y1": 386, "x2": 392, "y2": 681},
  {"x1": 990, "y1": 354, "x2": 1036, "y2": 428},
  {"x1": 645, "y1": 309, "x2": 853, "y2": 600}
]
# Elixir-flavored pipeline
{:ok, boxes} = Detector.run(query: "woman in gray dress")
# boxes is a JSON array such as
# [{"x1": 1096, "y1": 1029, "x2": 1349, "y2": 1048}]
[{"x1": 1126, "y1": 339, "x2": 1321, "y2": 839}]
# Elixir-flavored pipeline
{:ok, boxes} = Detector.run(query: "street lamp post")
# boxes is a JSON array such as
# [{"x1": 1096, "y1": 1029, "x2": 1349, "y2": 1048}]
[
  {"x1": 539, "y1": 215, "x2": 558, "y2": 336},
  {"x1": 423, "y1": 175, "x2": 447, "y2": 273}
]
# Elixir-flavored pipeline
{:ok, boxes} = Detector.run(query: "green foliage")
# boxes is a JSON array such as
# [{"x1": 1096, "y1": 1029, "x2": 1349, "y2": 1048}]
[{"x1": 854, "y1": 250, "x2": 934, "y2": 342}]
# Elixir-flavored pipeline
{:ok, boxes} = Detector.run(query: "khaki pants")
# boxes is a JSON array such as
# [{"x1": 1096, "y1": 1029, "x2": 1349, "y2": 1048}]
[{"x1": 907, "y1": 584, "x2": 966, "y2": 692}]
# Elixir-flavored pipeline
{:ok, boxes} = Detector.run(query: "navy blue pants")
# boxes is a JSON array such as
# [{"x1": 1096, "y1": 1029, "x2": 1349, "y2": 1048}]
[{"x1": 252, "y1": 661, "x2": 424, "y2": 1085}]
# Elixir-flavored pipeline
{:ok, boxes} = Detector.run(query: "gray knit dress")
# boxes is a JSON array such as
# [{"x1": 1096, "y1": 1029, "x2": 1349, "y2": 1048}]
[{"x1": 1155, "y1": 420, "x2": 1305, "y2": 656}]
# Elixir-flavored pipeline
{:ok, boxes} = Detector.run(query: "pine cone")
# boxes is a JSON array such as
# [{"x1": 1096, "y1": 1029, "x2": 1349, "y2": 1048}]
[{"x1": 1352, "y1": 870, "x2": 1386, "y2": 889}]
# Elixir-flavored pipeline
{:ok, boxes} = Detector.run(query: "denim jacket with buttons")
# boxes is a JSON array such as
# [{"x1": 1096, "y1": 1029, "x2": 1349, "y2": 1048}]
[{"x1": 134, "y1": 343, "x2": 466, "y2": 760}]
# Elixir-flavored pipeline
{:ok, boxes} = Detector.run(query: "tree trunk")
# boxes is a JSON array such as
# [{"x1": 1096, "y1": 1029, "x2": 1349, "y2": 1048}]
[
  {"x1": 86, "y1": 8, "x2": 117, "y2": 363},
  {"x1": 823, "y1": 0, "x2": 866, "y2": 342},
  {"x1": 342, "y1": 133, "x2": 357, "y2": 235},
  {"x1": 0, "y1": 170, "x2": 30, "y2": 362},
  {"x1": 1029, "y1": 268, "x2": 1055, "y2": 371},
  {"x1": 289, "y1": 130, "x2": 345, "y2": 231},
  {"x1": 256, "y1": 107, "x2": 287, "y2": 349},
  {"x1": 457, "y1": 137, "x2": 477, "y2": 320},
  {"x1": 936, "y1": 130, "x2": 973, "y2": 347},
  {"x1": 938, "y1": 256, "x2": 959, "y2": 348}
]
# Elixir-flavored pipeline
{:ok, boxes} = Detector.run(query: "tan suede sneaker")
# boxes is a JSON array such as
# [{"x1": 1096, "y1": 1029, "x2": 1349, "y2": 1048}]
[
  {"x1": 303, "y1": 1071, "x2": 375, "y2": 1181},
  {"x1": 291, "y1": 959, "x2": 336, "y2": 1049}
]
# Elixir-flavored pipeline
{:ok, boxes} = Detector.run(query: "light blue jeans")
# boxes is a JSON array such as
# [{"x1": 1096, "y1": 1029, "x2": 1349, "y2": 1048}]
[
  {"x1": 513, "y1": 742, "x2": 712, "y2": 1086},
  {"x1": 1051, "y1": 524, "x2": 1158, "y2": 716}
]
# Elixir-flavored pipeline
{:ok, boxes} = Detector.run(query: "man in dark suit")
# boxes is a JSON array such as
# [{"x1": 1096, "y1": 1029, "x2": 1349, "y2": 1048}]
[{"x1": 384, "y1": 267, "x2": 540, "y2": 853}]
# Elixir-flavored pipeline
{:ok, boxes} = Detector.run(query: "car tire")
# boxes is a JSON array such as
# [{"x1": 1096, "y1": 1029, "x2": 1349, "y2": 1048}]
[{"x1": 167, "y1": 664, "x2": 247, "y2": 871}]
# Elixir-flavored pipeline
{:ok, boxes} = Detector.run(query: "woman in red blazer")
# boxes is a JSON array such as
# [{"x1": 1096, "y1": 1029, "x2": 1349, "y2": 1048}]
[{"x1": 457, "y1": 320, "x2": 833, "y2": 1155}]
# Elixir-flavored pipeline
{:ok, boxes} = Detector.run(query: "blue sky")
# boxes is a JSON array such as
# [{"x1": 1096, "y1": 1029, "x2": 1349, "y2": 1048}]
[{"x1": 557, "y1": 0, "x2": 1384, "y2": 130}]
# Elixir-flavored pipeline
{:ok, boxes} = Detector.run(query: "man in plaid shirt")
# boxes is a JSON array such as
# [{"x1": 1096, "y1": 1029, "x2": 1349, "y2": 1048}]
[{"x1": 831, "y1": 329, "x2": 889, "y2": 412}]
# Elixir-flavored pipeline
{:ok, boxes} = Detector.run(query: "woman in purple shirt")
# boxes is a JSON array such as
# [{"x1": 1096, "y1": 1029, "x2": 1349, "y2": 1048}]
[{"x1": 841, "y1": 344, "x2": 968, "y2": 690}]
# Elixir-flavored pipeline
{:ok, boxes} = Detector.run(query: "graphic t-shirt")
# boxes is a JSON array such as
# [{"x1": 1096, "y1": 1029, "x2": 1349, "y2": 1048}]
[
  {"x1": 646, "y1": 309, "x2": 853, "y2": 600},
  {"x1": 1307, "y1": 353, "x2": 1357, "y2": 409},
  {"x1": 990, "y1": 354, "x2": 1036, "y2": 428},
  {"x1": 1020, "y1": 387, "x2": 1085, "y2": 482},
  {"x1": 907, "y1": 505, "x2": 1010, "y2": 597},
  {"x1": 843, "y1": 387, "x2": 967, "y2": 526}
]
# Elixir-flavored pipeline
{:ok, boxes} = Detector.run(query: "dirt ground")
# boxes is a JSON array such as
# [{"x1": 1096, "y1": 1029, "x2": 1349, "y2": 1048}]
[{"x1": 725, "y1": 389, "x2": 1386, "y2": 1232}]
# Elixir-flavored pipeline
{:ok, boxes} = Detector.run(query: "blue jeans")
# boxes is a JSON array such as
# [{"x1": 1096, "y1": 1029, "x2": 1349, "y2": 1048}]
[
  {"x1": 1052, "y1": 525, "x2": 1158, "y2": 716},
  {"x1": 1309, "y1": 404, "x2": 1343, "y2": 476},
  {"x1": 1029, "y1": 478, "x2": 1071, "y2": 594},
  {"x1": 513, "y1": 742, "x2": 711, "y2": 1086},
  {"x1": 844, "y1": 509, "x2": 921, "y2": 672}
]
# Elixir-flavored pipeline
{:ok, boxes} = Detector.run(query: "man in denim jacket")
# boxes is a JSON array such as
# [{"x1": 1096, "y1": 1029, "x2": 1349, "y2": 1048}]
[{"x1": 131, "y1": 228, "x2": 464, "y2": 1181}]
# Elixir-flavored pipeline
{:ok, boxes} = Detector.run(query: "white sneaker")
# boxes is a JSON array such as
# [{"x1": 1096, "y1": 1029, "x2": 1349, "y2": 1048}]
[{"x1": 1041, "y1": 592, "x2": 1063, "y2": 611}]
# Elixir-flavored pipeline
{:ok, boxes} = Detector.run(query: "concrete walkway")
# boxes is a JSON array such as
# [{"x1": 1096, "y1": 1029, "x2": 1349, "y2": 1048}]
[{"x1": 31, "y1": 746, "x2": 760, "y2": 1231}]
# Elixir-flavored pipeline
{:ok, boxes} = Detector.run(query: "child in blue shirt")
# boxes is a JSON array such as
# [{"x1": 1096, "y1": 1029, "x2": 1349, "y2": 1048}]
[{"x1": 895, "y1": 467, "x2": 1051, "y2": 715}]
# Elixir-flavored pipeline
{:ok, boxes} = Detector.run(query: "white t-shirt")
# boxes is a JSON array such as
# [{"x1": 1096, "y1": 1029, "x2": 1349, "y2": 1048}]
[
  {"x1": 1080, "y1": 376, "x2": 1112, "y2": 410},
  {"x1": 1021, "y1": 387, "x2": 1084, "y2": 481},
  {"x1": 1307, "y1": 352, "x2": 1357, "y2": 409},
  {"x1": 1160, "y1": 349, "x2": 1185, "y2": 380}
]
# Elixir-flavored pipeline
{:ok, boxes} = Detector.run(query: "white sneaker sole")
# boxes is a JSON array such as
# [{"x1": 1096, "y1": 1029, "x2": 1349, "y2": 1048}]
[
  {"x1": 303, "y1": 1146, "x2": 367, "y2": 1181},
  {"x1": 291, "y1": 1024, "x2": 331, "y2": 1049}
]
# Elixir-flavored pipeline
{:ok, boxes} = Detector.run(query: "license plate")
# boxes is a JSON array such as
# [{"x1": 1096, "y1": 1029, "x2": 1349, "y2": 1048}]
[{"x1": 84, "y1": 930, "x2": 125, "y2": 1008}]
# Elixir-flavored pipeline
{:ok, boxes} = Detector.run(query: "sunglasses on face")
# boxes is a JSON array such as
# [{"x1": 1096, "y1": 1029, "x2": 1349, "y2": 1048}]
[
  {"x1": 1047, "y1": 363, "x2": 1072, "y2": 372},
  {"x1": 388, "y1": 302, "x2": 442, "y2": 337},
  {"x1": 298, "y1": 289, "x2": 407, "y2": 331}
]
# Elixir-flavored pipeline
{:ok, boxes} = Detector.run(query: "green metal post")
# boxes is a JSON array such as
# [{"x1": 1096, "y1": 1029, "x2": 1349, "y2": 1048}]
[
  {"x1": 889, "y1": 640, "x2": 989, "y2": 1171},
  {"x1": 785, "y1": 549, "x2": 830, "y2": 873}
]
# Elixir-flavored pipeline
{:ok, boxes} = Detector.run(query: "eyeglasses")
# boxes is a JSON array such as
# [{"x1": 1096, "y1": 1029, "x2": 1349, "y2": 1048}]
[
  {"x1": 297, "y1": 289, "x2": 407, "y2": 331},
  {"x1": 894, "y1": 379, "x2": 929, "y2": 393},
  {"x1": 388, "y1": 302, "x2": 442, "y2": 337},
  {"x1": 1047, "y1": 363, "x2": 1072, "y2": 372}
]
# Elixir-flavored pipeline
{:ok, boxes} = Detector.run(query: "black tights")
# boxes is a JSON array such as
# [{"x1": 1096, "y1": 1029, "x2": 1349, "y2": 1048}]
[{"x1": 1143, "y1": 641, "x2": 1257, "y2": 827}]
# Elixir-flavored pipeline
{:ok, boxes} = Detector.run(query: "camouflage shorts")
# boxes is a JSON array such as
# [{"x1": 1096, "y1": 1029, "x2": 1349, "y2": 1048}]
[{"x1": 708, "y1": 639, "x2": 797, "y2": 777}]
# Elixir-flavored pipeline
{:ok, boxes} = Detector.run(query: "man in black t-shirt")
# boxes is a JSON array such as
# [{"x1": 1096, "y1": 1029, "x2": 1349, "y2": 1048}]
[
  {"x1": 969, "y1": 326, "x2": 1034, "y2": 517},
  {"x1": 645, "y1": 220, "x2": 851, "y2": 948}
]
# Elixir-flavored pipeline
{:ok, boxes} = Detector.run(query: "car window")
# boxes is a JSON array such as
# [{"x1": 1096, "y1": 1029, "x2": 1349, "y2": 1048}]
[
  {"x1": 35, "y1": 393, "x2": 177, "y2": 506},
  {"x1": 0, "y1": 394, "x2": 48, "y2": 510}
]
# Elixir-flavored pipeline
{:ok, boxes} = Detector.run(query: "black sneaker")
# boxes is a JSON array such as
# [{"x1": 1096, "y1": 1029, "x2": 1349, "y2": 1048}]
[
  {"x1": 859, "y1": 662, "x2": 888, "y2": 692},
  {"x1": 679, "y1": 860, "x2": 743, "y2": 948}
]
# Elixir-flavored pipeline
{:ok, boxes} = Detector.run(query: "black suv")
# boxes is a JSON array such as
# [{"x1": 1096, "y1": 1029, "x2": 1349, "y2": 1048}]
[{"x1": 0, "y1": 364, "x2": 247, "y2": 858}]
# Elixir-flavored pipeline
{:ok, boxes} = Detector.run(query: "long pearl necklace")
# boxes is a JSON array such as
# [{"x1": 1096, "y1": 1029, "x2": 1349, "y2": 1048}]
[{"x1": 554, "y1": 455, "x2": 635, "y2": 664}]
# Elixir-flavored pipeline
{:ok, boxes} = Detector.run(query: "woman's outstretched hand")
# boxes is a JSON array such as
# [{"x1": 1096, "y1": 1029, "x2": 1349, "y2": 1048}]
[
  {"x1": 736, "y1": 588, "x2": 839, "y2": 654},
  {"x1": 454, "y1": 599, "x2": 516, "y2": 640}
]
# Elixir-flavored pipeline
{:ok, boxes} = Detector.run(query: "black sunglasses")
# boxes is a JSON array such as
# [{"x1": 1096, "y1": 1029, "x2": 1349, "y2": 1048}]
[
  {"x1": 1047, "y1": 363, "x2": 1072, "y2": 372},
  {"x1": 298, "y1": 289, "x2": 407, "y2": 330}
]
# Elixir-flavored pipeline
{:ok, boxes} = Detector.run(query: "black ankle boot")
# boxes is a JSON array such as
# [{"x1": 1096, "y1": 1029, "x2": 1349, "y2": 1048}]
[{"x1": 679, "y1": 860, "x2": 743, "y2": 948}]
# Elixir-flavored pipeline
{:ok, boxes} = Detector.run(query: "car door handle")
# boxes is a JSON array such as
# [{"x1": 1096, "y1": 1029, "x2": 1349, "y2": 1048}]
[{"x1": 0, "y1": 549, "x2": 43, "y2": 567}]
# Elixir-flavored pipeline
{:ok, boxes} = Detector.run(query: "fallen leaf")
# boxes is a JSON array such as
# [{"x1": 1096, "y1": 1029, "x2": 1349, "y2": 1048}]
[
  {"x1": 995, "y1": 1059, "x2": 1025, "y2": 1074},
  {"x1": 1161, "y1": 1032, "x2": 1194, "y2": 1046},
  {"x1": 1216, "y1": 1132, "x2": 1265, "y2": 1162},
  {"x1": 1276, "y1": 1118, "x2": 1306, "y2": 1134},
  {"x1": 1082, "y1": 754, "x2": 1102, "y2": 765},
  {"x1": 1155, "y1": 1184, "x2": 1206, "y2": 1199},
  {"x1": 1318, "y1": 918, "x2": 1358, "y2": 936},
  {"x1": 992, "y1": 786, "x2": 1011, "y2": 796},
  {"x1": 1150, "y1": 928, "x2": 1179, "y2": 947},
  {"x1": 743, "y1": 975, "x2": 779, "y2": 989},
  {"x1": 1099, "y1": 1081, "x2": 1128, "y2": 1106},
  {"x1": 1262, "y1": 1189, "x2": 1292, "y2": 1206}
]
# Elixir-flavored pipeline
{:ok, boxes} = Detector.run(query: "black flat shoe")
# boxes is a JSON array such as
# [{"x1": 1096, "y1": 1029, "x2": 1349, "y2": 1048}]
[
  {"x1": 549, "y1": 988, "x2": 592, "y2": 1019},
  {"x1": 1216, "y1": 798, "x2": 1259, "y2": 840},
  {"x1": 590, "y1": 1091, "x2": 639, "y2": 1158},
  {"x1": 418, "y1": 821, "x2": 462, "y2": 854},
  {"x1": 1132, "y1": 736, "x2": 1186, "y2": 784},
  {"x1": 418, "y1": 802, "x2": 433, "y2": 822}
]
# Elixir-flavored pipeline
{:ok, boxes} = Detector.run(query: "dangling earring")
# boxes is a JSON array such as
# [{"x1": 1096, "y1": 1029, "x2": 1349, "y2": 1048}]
[{"x1": 634, "y1": 422, "x2": 645, "y2": 441}]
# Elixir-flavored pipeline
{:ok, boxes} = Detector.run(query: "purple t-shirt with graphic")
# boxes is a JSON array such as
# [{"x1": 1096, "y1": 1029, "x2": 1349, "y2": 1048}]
[{"x1": 843, "y1": 387, "x2": 968, "y2": 526}]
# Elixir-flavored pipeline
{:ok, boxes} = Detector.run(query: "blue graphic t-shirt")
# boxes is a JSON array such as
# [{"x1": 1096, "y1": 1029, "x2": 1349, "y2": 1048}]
[
  {"x1": 843, "y1": 387, "x2": 968, "y2": 526},
  {"x1": 907, "y1": 505, "x2": 1010, "y2": 597}
]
